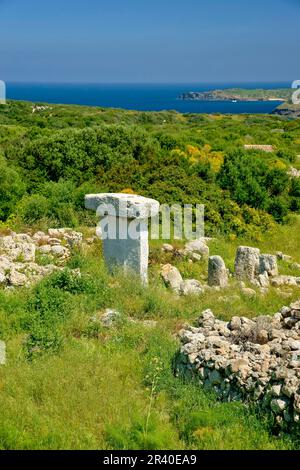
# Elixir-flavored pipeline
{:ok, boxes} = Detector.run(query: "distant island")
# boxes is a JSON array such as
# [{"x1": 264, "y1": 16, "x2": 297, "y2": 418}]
[
  {"x1": 178, "y1": 88, "x2": 292, "y2": 102},
  {"x1": 178, "y1": 88, "x2": 300, "y2": 118}
]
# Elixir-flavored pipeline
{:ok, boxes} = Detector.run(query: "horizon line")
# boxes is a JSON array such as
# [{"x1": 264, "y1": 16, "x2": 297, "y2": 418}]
[{"x1": 4, "y1": 80, "x2": 293, "y2": 86}]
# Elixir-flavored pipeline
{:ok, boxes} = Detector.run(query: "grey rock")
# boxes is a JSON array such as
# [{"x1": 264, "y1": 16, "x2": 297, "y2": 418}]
[
  {"x1": 208, "y1": 369, "x2": 222, "y2": 386},
  {"x1": 270, "y1": 384, "x2": 282, "y2": 397},
  {"x1": 161, "y1": 264, "x2": 183, "y2": 294},
  {"x1": 38, "y1": 244, "x2": 52, "y2": 254},
  {"x1": 241, "y1": 287, "x2": 256, "y2": 299},
  {"x1": 7, "y1": 270, "x2": 27, "y2": 287},
  {"x1": 0, "y1": 270, "x2": 6, "y2": 284},
  {"x1": 270, "y1": 398, "x2": 288, "y2": 413},
  {"x1": 258, "y1": 272, "x2": 270, "y2": 288},
  {"x1": 176, "y1": 299, "x2": 300, "y2": 432},
  {"x1": 290, "y1": 300, "x2": 300, "y2": 311},
  {"x1": 51, "y1": 245, "x2": 69, "y2": 257},
  {"x1": 234, "y1": 246, "x2": 260, "y2": 281},
  {"x1": 191, "y1": 252, "x2": 202, "y2": 262},
  {"x1": 180, "y1": 279, "x2": 203, "y2": 296},
  {"x1": 288, "y1": 339, "x2": 300, "y2": 351},
  {"x1": 229, "y1": 316, "x2": 242, "y2": 331},
  {"x1": 93, "y1": 308, "x2": 122, "y2": 327},
  {"x1": 208, "y1": 255, "x2": 228, "y2": 287},
  {"x1": 162, "y1": 243, "x2": 174, "y2": 253},
  {"x1": 184, "y1": 239, "x2": 209, "y2": 257},
  {"x1": 259, "y1": 254, "x2": 278, "y2": 277},
  {"x1": 271, "y1": 276, "x2": 298, "y2": 287}
]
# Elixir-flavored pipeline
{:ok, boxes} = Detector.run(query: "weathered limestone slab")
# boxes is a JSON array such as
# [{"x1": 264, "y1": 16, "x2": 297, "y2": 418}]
[
  {"x1": 85, "y1": 193, "x2": 159, "y2": 284},
  {"x1": 259, "y1": 254, "x2": 278, "y2": 277},
  {"x1": 208, "y1": 255, "x2": 228, "y2": 287},
  {"x1": 234, "y1": 246, "x2": 260, "y2": 282},
  {"x1": 161, "y1": 264, "x2": 183, "y2": 294},
  {"x1": 85, "y1": 193, "x2": 159, "y2": 219}
]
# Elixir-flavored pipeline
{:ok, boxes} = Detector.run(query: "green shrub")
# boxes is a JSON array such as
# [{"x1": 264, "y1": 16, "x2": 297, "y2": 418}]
[
  {"x1": 15, "y1": 194, "x2": 50, "y2": 224},
  {"x1": 44, "y1": 269, "x2": 95, "y2": 295},
  {"x1": 0, "y1": 157, "x2": 26, "y2": 220}
]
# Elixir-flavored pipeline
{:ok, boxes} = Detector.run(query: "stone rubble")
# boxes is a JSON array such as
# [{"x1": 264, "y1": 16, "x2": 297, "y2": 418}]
[
  {"x1": 161, "y1": 237, "x2": 212, "y2": 263},
  {"x1": 161, "y1": 242, "x2": 300, "y2": 296},
  {"x1": 234, "y1": 246, "x2": 300, "y2": 288},
  {"x1": 288, "y1": 167, "x2": 300, "y2": 178},
  {"x1": 0, "y1": 228, "x2": 84, "y2": 287},
  {"x1": 176, "y1": 301, "x2": 300, "y2": 431}
]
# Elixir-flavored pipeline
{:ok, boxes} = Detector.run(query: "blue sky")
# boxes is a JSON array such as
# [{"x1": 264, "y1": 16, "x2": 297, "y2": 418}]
[{"x1": 0, "y1": 0, "x2": 299, "y2": 83}]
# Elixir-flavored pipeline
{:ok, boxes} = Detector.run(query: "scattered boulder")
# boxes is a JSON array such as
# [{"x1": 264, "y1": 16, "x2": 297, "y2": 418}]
[
  {"x1": 291, "y1": 263, "x2": 300, "y2": 271},
  {"x1": 7, "y1": 270, "x2": 27, "y2": 287},
  {"x1": 38, "y1": 244, "x2": 52, "y2": 254},
  {"x1": 234, "y1": 246, "x2": 298, "y2": 290},
  {"x1": 241, "y1": 287, "x2": 256, "y2": 299},
  {"x1": 99, "y1": 308, "x2": 122, "y2": 327},
  {"x1": 161, "y1": 264, "x2": 183, "y2": 294},
  {"x1": 0, "y1": 340, "x2": 5, "y2": 365},
  {"x1": 276, "y1": 252, "x2": 293, "y2": 262},
  {"x1": 258, "y1": 271, "x2": 270, "y2": 288},
  {"x1": 271, "y1": 275, "x2": 300, "y2": 287},
  {"x1": 184, "y1": 239, "x2": 209, "y2": 258},
  {"x1": 180, "y1": 279, "x2": 203, "y2": 296},
  {"x1": 208, "y1": 255, "x2": 228, "y2": 287},
  {"x1": 259, "y1": 254, "x2": 278, "y2": 277},
  {"x1": 162, "y1": 243, "x2": 174, "y2": 253},
  {"x1": 191, "y1": 253, "x2": 202, "y2": 262},
  {"x1": 50, "y1": 245, "x2": 70, "y2": 258}
]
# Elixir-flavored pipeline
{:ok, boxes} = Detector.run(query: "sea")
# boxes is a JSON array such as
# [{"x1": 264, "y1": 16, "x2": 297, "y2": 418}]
[{"x1": 5, "y1": 82, "x2": 291, "y2": 114}]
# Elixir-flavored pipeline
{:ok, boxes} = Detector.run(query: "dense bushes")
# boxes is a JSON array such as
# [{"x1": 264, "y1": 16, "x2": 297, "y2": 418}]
[
  {"x1": 23, "y1": 269, "x2": 98, "y2": 359},
  {"x1": 0, "y1": 101, "x2": 300, "y2": 235},
  {"x1": 0, "y1": 156, "x2": 26, "y2": 221},
  {"x1": 218, "y1": 151, "x2": 292, "y2": 222}
]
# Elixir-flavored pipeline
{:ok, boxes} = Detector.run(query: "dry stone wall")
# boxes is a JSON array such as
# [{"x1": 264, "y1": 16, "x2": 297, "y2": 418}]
[{"x1": 175, "y1": 301, "x2": 300, "y2": 431}]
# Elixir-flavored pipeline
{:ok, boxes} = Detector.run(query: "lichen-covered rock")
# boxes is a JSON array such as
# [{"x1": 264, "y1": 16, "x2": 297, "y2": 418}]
[
  {"x1": 241, "y1": 287, "x2": 256, "y2": 299},
  {"x1": 259, "y1": 254, "x2": 278, "y2": 277},
  {"x1": 234, "y1": 246, "x2": 260, "y2": 282},
  {"x1": 208, "y1": 255, "x2": 228, "y2": 287},
  {"x1": 258, "y1": 271, "x2": 270, "y2": 288},
  {"x1": 161, "y1": 264, "x2": 183, "y2": 294},
  {"x1": 7, "y1": 270, "x2": 27, "y2": 287},
  {"x1": 271, "y1": 275, "x2": 300, "y2": 287},
  {"x1": 175, "y1": 300, "x2": 300, "y2": 432},
  {"x1": 180, "y1": 279, "x2": 203, "y2": 296},
  {"x1": 0, "y1": 229, "x2": 83, "y2": 287},
  {"x1": 184, "y1": 239, "x2": 209, "y2": 258},
  {"x1": 162, "y1": 243, "x2": 174, "y2": 253},
  {"x1": 91, "y1": 308, "x2": 122, "y2": 327}
]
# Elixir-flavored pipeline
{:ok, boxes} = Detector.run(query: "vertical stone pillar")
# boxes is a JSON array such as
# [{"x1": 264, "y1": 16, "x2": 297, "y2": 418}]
[
  {"x1": 85, "y1": 193, "x2": 159, "y2": 284},
  {"x1": 208, "y1": 255, "x2": 228, "y2": 287},
  {"x1": 234, "y1": 246, "x2": 260, "y2": 282}
]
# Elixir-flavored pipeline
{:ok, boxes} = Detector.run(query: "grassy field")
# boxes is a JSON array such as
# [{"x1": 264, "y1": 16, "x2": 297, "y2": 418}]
[
  {"x1": 0, "y1": 100, "x2": 299, "y2": 449},
  {"x1": 0, "y1": 218, "x2": 299, "y2": 450}
]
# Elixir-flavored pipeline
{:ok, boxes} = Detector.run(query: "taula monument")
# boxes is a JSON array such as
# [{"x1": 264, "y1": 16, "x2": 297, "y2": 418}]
[{"x1": 85, "y1": 193, "x2": 159, "y2": 284}]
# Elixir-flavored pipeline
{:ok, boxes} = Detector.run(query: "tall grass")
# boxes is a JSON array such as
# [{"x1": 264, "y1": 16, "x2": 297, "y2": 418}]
[{"x1": 0, "y1": 220, "x2": 299, "y2": 449}]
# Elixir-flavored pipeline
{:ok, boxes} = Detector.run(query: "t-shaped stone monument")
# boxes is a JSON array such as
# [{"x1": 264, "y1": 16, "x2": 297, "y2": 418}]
[{"x1": 85, "y1": 193, "x2": 159, "y2": 284}]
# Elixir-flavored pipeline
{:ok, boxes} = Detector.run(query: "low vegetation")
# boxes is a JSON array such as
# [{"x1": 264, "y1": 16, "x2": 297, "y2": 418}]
[{"x1": 0, "y1": 100, "x2": 299, "y2": 449}]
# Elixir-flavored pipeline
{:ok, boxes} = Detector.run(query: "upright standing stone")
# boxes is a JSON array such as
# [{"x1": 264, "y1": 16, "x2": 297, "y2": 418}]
[
  {"x1": 85, "y1": 193, "x2": 159, "y2": 284},
  {"x1": 208, "y1": 255, "x2": 228, "y2": 287},
  {"x1": 259, "y1": 254, "x2": 278, "y2": 277},
  {"x1": 234, "y1": 246, "x2": 260, "y2": 282},
  {"x1": 0, "y1": 340, "x2": 6, "y2": 365}
]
